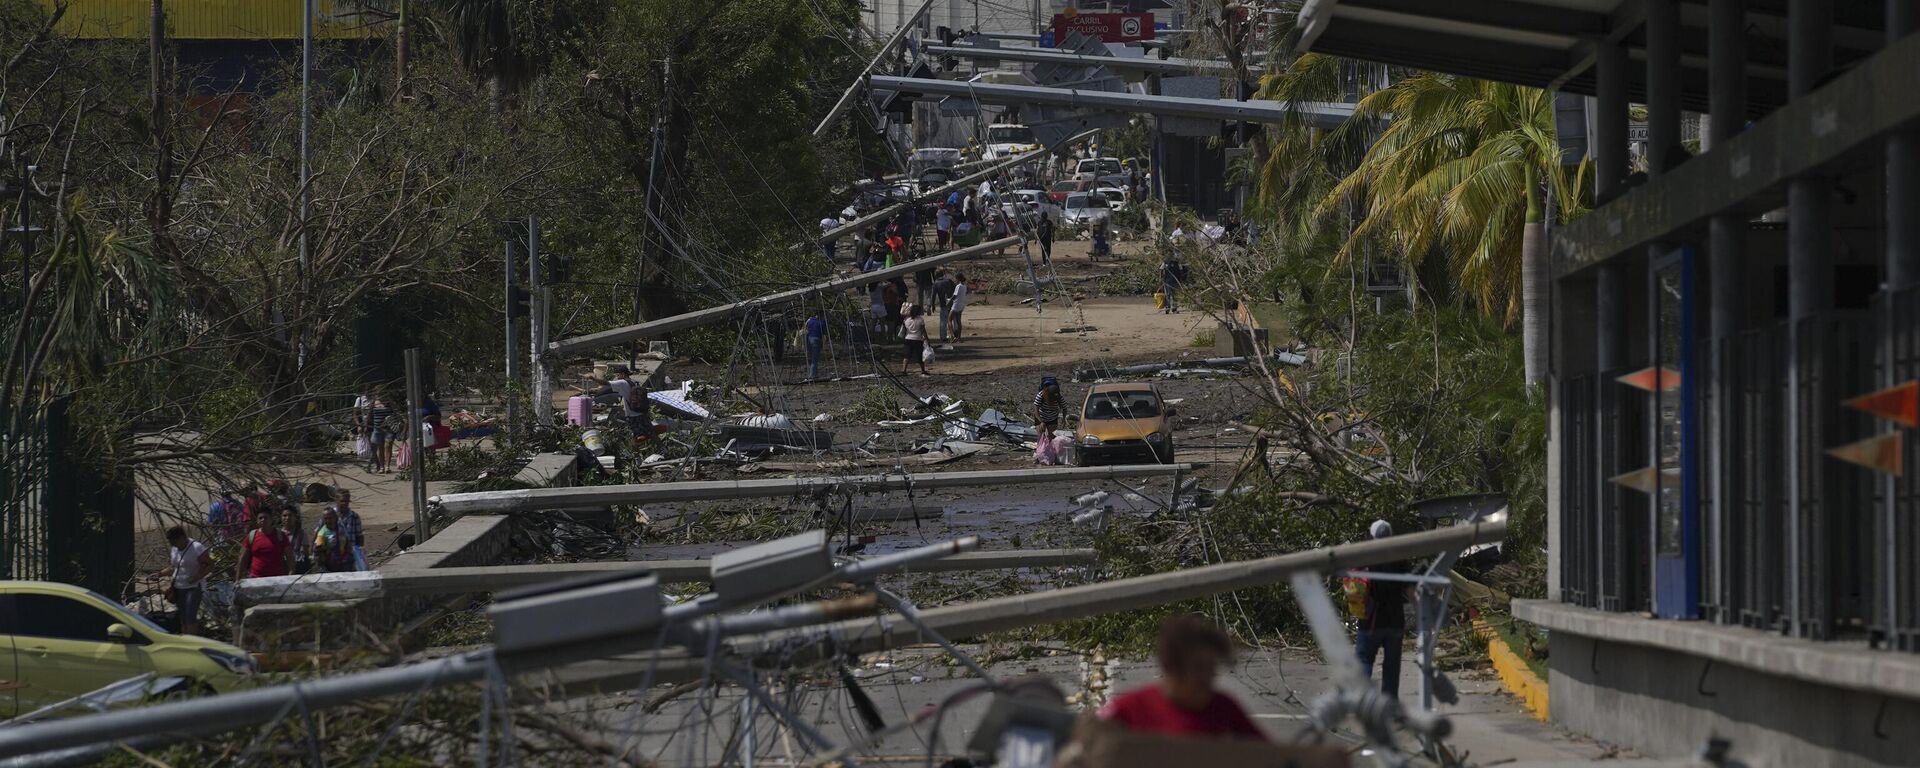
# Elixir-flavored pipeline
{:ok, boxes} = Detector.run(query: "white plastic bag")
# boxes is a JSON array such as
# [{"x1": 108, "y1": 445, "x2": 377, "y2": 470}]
[
  {"x1": 922, "y1": 344, "x2": 936, "y2": 363},
  {"x1": 354, "y1": 434, "x2": 372, "y2": 458}
]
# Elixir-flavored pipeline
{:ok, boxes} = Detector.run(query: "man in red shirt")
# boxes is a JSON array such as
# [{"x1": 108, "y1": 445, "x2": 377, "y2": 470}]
[{"x1": 1099, "y1": 615, "x2": 1267, "y2": 740}]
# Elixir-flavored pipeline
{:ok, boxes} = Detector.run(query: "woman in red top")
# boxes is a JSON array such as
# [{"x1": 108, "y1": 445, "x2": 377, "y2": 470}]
[
  {"x1": 236, "y1": 510, "x2": 291, "y2": 579},
  {"x1": 1099, "y1": 614, "x2": 1267, "y2": 740}
]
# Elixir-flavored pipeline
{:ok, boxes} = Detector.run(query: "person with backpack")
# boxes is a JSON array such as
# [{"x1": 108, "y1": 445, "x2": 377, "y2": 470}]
[
  {"x1": 313, "y1": 508, "x2": 355, "y2": 572},
  {"x1": 1353, "y1": 519, "x2": 1413, "y2": 695},
  {"x1": 236, "y1": 509, "x2": 291, "y2": 580},
  {"x1": 329, "y1": 490, "x2": 366, "y2": 571}
]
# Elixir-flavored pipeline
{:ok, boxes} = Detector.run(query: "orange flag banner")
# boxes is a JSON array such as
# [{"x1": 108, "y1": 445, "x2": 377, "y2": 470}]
[
  {"x1": 1826, "y1": 433, "x2": 1904, "y2": 476},
  {"x1": 1607, "y1": 466, "x2": 1679, "y2": 494},
  {"x1": 1844, "y1": 381, "x2": 1919, "y2": 428},
  {"x1": 1616, "y1": 367, "x2": 1682, "y2": 392}
]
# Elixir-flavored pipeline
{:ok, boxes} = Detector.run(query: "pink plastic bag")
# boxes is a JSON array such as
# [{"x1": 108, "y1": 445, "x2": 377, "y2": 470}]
[
  {"x1": 1053, "y1": 435, "x2": 1075, "y2": 466},
  {"x1": 1034, "y1": 437, "x2": 1057, "y2": 465}
]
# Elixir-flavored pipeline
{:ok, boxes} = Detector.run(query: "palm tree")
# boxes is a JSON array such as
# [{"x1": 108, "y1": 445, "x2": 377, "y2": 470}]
[{"x1": 1319, "y1": 73, "x2": 1587, "y2": 386}]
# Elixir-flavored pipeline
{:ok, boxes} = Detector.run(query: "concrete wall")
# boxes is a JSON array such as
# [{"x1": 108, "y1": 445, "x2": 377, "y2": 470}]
[
  {"x1": 1548, "y1": 632, "x2": 1920, "y2": 767},
  {"x1": 239, "y1": 515, "x2": 512, "y2": 653}
]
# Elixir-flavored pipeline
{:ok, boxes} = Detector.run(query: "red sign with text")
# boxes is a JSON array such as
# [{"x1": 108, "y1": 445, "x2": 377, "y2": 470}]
[{"x1": 1052, "y1": 12, "x2": 1155, "y2": 43}]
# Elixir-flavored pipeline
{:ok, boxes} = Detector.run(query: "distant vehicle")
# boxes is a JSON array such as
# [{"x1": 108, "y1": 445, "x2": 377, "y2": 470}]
[
  {"x1": 1093, "y1": 185, "x2": 1129, "y2": 212},
  {"x1": 0, "y1": 581, "x2": 256, "y2": 717},
  {"x1": 1076, "y1": 382, "x2": 1175, "y2": 465},
  {"x1": 1048, "y1": 179, "x2": 1093, "y2": 203},
  {"x1": 1074, "y1": 156, "x2": 1123, "y2": 179},
  {"x1": 1062, "y1": 192, "x2": 1111, "y2": 228},
  {"x1": 1002, "y1": 189, "x2": 1063, "y2": 227},
  {"x1": 917, "y1": 167, "x2": 958, "y2": 194},
  {"x1": 910, "y1": 147, "x2": 965, "y2": 176},
  {"x1": 1095, "y1": 173, "x2": 1134, "y2": 190},
  {"x1": 984, "y1": 123, "x2": 1042, "y2": 159}
]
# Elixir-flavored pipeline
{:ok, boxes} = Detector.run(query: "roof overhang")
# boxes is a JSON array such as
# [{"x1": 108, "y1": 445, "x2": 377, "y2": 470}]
[{"x1": 1296, "y1": 0, "x2": 1886, "y2": 116}]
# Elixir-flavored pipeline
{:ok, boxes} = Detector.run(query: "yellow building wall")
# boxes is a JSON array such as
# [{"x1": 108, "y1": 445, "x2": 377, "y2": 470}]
[{"x1": 40, "y1": 0, "x2": 385, "y2": 40}]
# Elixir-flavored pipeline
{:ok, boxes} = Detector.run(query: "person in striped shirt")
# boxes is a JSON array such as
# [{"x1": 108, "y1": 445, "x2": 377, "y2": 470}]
[{"x1": 1032, "y1": 376, "x2": 1066, "y2": 439}]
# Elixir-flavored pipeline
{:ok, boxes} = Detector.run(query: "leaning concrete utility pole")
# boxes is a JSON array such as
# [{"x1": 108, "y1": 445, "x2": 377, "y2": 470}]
[
  {"x1": 813, "y1": 0, "x2": 941, "y2": 139},
  {"x1": 404, "y1": 348, "x2": 429, "y2": 538},
  {"x1": 868, "y1": 75, "x2": 1355, "y2": 129},
  {"x1": 547, "y1": 235, "x2": 1020, "y2": 358},
  {"x1": 0, "y1": 522, "x2": 1502, "y2": 762},
  {"x1": 818, "y1": 147, "x2": 1052, "y2": 245},
  {"x1": 431, "y1": 461, "x2": 1193, "y2": 515},
  {"x1": 922, "y1": 44, "x2": 1251, "y2": 76}
]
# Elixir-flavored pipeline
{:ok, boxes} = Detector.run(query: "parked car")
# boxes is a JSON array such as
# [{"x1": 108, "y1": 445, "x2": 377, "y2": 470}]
[
  {"x1": 1073, "y1": 156, "x2": 1123, "y2": 180},
  {"x1": 1062, "y1": 192, "x2": 1112, "y2": 228},
  {"x1": 1048, "y1": 179, "x2": 1093, "y2": 203},
  {"x1": 1094, "y1": 185, "x2": 1129, "y2": 212},
  {"x1": 1003, "y1": 189, "x2": 1063, "y2": 225},
  {"x1": 0, "y1": 581, "x2": 256, "y2": 718},
  {"x1": 1076, "y1": 382, "x2": 1175, "y2": 465}
]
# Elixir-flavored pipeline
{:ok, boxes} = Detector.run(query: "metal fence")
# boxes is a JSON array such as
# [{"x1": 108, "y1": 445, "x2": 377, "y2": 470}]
[
  {"x1": 0, "y1": 405, "x2": 49, "y2": 581},
  {"x1": 1561, "y1": 291, "x2": 1920, "y2": 653},
  {"x1": 1876, "y1": 287, "x2": 1920, "y2": 652}
]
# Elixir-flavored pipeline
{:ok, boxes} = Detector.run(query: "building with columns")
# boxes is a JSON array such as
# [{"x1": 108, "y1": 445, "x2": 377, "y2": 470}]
[{"x1": 1300, "y1": 1, "x2": 1918, "y2": 765}]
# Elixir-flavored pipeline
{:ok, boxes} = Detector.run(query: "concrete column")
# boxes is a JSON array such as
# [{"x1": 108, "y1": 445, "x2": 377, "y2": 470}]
[
  {"x1": 1645, "y1": 0, "x2": 1683, "y2": 174},
  {"x1": 1783, "y1": 0, "x2": 1835, "y2": 638},
  {"x1": 1706, "y1": 0, "x2": 1747, "y2": 624},
  {"x1": 1891, "y1": 0, "x2": 1920, "y2": 290},
  {"x1": 1595, "y1": 39, "x2": 1630, "y2": 202}
]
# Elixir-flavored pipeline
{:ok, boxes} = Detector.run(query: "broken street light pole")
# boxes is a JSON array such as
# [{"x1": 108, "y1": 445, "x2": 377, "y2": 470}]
[
  {"x1": 0, "y1": 522, "x2": 1501, "y2": 763},
  {"x1": 546, "y1": 235, "x2": 1021, "y2": 357},
  {"x1": 867, "y1": 75, "x2": 1355, "y2": 129},
  {"x1": 922, "y1": 44, "x2": 1250, "y2": 76},
  {"x1": 431, "y1": 462, "x2": 1193, "y2": 515},
  {"x1": 812, "y1": 0, "x2": 940, "y2": 138}
]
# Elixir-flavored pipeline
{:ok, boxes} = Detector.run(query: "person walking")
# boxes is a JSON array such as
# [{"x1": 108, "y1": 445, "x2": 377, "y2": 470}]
[
  {"x1": 931, "y1": 270, "x2": 956, "y2": 343},
  {"x1": 367, "y1": 395, "x2": 396, "y2": 473},
  {"x1": 313, "y1": 508, "x2": 354, "y2": 572},
  {"x1": 1355, "y1": 519, "x2": 1413, "y2": 696},
  {"x1": 1036, "y1": 213, "x2": 1055, "y2": 263},
  {"x1": 882, "y1": 279, "x2": 903, "y2": 336},
  {"x1": 1100, "y1": 615, "x2": 1267, "y2": 740},
  {"x1": 161, "y1": 526, "x2": 212, "y2": 636},
  {"x1": 281, "y1": 507, "x2": 312, "y2": 575},
  {"x1": 947, "y1": 272, "x2": 969, "y2": 341},
  {"x1": 936, "y1": 205, "x2": 954, "y2": 250},
  {"x1": 819, "y1": 215, "x2": 841, "y2": 263},
  {"x1": 915, "y1": 263, "x2": 936, "y2": 308},
  {"x1": 901, "y1": 304, "x2": 930, "y2": 376},
  {"x1": 236, "y1": 510, "x2": 291, "y2": 580},
  {"x1": 1159, "y1": 256, "x2": 1188, "y2": 314},
  {"x1": 330, "y1": 490, "x2": 367, "y2": 571},
  {"x1": 804, "y1": 310, "x2": 828, "y2": 381},
  {"x1": 868, "y1": 282, "x2": 888, "y2": 334}
]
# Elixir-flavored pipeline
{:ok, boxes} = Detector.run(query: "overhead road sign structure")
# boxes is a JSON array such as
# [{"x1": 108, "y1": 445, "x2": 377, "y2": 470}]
[
  {"x1": 1053, "y1": 12, "x2": 1156, "y2": 43},
  {"x1": 432, "y1": 463, "x2": 1199, "y2": 515},
  {"x1": 923, "y1": 44, "x2": 1250, "y2": 76},
  {"x1": 547, "y1": 235, "x2": 1020, "y2": 357},
  {"x1": 867, "y1": 75, "x2": 1357, "y2": 130}
]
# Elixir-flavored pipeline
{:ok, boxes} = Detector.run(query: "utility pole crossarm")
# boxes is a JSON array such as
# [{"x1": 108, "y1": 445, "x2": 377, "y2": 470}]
[{"x1": 545, "y1": 235, "x2": 1020, "y2": 358}]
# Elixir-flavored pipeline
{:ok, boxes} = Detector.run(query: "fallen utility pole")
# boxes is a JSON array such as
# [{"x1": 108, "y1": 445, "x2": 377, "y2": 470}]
[
  {"x1": 819, "y1": 146, "x2": 1048, "y2": 245},
  {"x1": 433, "y1": 462, "x2": 1194, "y2": 515},
  {"x1": 868, "y1": 75, "x2": 1356, "y2": 129},
  {"x1": 812, "y1": 0, "x2": 939, "y2": 138},
  {"x1": 0, "y1": 522, "x2": 1500, "y2": 764},
  {"x1": 923, "y1": 44, "x2": 1252, "y2": 76},
  {"x1": 235, "y1": 549, "x2": 1097, "y2": 604},
  {"x1": 546, "y1": 235, "x2": 1021, "y2": 357}
]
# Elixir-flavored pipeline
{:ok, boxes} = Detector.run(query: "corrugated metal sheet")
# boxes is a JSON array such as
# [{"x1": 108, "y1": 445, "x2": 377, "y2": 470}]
[{"x1": 41, "y1": 0, "x2": 384, "y2": 40}]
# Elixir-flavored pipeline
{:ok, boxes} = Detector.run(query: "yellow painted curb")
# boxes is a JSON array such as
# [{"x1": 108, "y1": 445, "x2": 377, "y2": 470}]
[{"x1": 1474, "y1": 618, "x2": 1550, "y2": 721}]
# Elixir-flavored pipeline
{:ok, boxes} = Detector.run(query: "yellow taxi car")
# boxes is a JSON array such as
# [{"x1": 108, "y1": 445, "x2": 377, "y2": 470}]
[
  {"x1": 1076, "y1": 382, "x2": 1175, "y2": 465},
  {"x1": 0, "y1": 581, "x2": 255, "y2": 717}
]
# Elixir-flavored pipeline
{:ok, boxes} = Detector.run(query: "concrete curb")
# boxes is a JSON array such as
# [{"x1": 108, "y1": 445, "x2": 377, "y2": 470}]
[{"x1": 1474, "y1": 618, "x2": 1549, "y2": 721}]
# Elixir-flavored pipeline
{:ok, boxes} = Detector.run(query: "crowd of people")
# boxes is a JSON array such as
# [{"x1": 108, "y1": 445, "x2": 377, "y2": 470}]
[{"x1": 165, "y1": 479, "x2": 372, "y2": 633}]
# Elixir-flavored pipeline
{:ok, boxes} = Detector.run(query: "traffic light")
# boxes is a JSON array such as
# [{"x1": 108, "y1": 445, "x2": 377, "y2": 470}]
[
  {"x1": 548, "y1": 253, "x2": 573, "y2": 283},
  {"x1": 508, "y1": 285, "x2": 531, "y2": 318}
]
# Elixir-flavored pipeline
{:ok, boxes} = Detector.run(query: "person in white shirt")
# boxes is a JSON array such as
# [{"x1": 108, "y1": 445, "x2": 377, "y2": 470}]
[
  {"x1": 161, "y1": 526, "x2": 213, "y2": 636},
  {"x1": 819, "y1": 216, "x2": 840, "y2": 263},
  {"x1": 947, "y1": 272, "x2": 970, "y2": 341}
]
